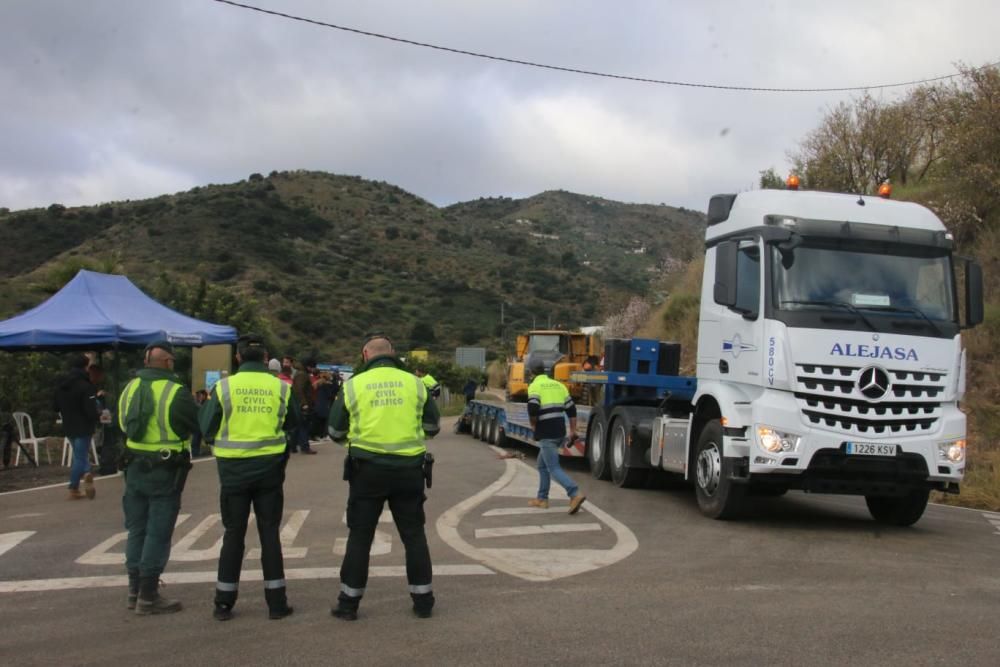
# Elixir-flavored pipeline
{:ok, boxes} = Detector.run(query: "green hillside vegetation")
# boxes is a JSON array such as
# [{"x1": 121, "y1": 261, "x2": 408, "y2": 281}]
[
  {"x1": 0, "y1": 171, "x2": 704, "y2": 360},
  {"x1": 0, "y1": 171, "x2": 704, "y2": 430},
  {"x1": 653, "y1": 64, "x2": 1000, "y2": 510}
]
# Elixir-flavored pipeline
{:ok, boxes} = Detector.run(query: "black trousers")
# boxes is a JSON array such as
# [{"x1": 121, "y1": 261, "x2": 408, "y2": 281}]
[
  {"x1": 339, "y1": 460, "x2": 432, "y2": 601},
  {"x1": 215, "y1": 476, "x2": 287, "y2": 610}
]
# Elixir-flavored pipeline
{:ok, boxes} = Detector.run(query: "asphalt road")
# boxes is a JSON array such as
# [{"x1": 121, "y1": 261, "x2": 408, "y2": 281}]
[{"x1": 2, "y1": 417, "x2": 998, "y2": 666}]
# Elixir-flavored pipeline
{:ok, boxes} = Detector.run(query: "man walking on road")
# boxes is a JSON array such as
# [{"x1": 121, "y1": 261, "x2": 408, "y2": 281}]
[
  {"x1": 117, "y1": 341, "x2": 199, "y2": 615},
  {"x1": 328, "y1": 334, "x2": 440, "y2": 620},
  {"x1": 54, "y1": 353, "x2": 100, "y2": 500},
  {"x1": 201, "y1": 334, "x2": 298, "y2": 621},
  {"x1": 526, "y1": 356, "x2": 586, "y2": 514}
]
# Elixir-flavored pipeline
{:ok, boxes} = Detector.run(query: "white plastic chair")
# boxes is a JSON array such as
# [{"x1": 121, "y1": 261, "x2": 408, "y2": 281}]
[
  {"x1": 61, "y1": 437, "x2": 99, "y2": 467},
  {"x1": 12, "y1": 412, "x2": 51, "y2": 467}
]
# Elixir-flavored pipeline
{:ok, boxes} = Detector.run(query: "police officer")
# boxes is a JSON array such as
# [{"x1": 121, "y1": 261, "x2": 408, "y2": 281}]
[
  {"x1": 201, "y1": 334, "x2": 298, "y2": 621},
  {"x1": 118, "y1": 340, "x2": 199, "y2": 615},
  {"x1": 328, "y1": 334, "x2": 440, "y2": 620},
  {"x1": 526, "y1": 355, "x2": 587, "y2": 514},
  {"x1": 414, "y1": 368, "x2": 441, "y2": 400}
]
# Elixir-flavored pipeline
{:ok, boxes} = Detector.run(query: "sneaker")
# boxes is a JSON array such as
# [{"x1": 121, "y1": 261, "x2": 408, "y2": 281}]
[
  {"x1": 527, "y1": 498, "x2": 549, "y2": 509},
  {"x1": 213, "y1": 605, "x2": 234, "y2": 621},
  {"x1": 127, "y1": 593, "x2": 138, "y2": 610},
  {"x1": 268, "y1": 606, "x2": 294, "y2": 620},
  {"x1": 568, "y1": 494, "x2": 587, "y2": 515},
  {"x1": 67, "y1": 489, "x2": 85, "y2": 500},
  {"x1": 331, "y1": 606, "x2": 358, "y2": 621},
  {"x1": 83, "y1": 472, "x2": 96, "y2": 500}
]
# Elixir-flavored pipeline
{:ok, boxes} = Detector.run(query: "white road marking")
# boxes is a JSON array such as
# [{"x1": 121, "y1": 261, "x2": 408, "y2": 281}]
[
  {"x1": 0, "y1": 457, "x2": 215, "y2": 497},
  {"x1": 76, "y1": 514, "x2": 192, "y2": 565},
  {"x1": 247, "y1": 510, "x2": 309, "y2": 560},
  {"x1": 436, "y1": 448, "x2": 638, "y2": 582},
  {"x1": 171, "y1": 513, "x2": 237, "y2": 561},
  {"x1": 475, "y1": 523, "x2": 602, "y2": 539},
  {"x1": 482, "y1": 506, "x2": 588, "y2": 517},
  {"x1": 983, "y1": 513, "x2": 1000, "y2": 535},
  {"x1": 6, "y1": 513, "x2": 45, "y2": 519},
  {"x1": 333, "y1": 511, "x2": 392, "y2": 556},
  {"x1": 0, "y1": 531, "x2": 36, "y2": 557},
  {"x1": 0, "y1": 564, "x2": 493, "y2": 593}
]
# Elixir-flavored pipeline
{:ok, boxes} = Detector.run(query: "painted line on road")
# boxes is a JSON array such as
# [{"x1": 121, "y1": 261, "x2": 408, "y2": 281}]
[
  {"x1": 482, "y1": 506, "x2": 588, "y2": 517},
  {"x1": 0, "y1": 532, "x2": 36, "y2": 557},
  {"x1": 475, "y1": 523, "x2": 602, "y2": 539},
  {"x1": 248, "y1": 510, "x2": 309, "y2": 559},
  {"x1": 0, "y1": 564, "x2": 494, "y2": 593},
  {"x1": 6, "y1": 513, "x2": 45, "y2": 519},
  {"x1": 0, "y1": 456, "x2": 217, "y2": 497}
]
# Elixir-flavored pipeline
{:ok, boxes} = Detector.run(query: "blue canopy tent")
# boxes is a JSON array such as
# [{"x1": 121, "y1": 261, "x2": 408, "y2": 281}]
[{"x1": 0, "y1": 270, "x2": 238, "y2": 351}]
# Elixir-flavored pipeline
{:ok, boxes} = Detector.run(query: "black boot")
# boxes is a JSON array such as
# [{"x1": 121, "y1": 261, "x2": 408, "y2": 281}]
[
  {"x1": 265, "y1": 587, "x2": 294, "y2": 620},
  {"x1": 135, "y1": 576, "x2": 182, "y2": 615},
  {"x1": 127, "y1": 570, "x2": 140, "y2": 610},
  {"x1": 331, "y1": 592, "x2": 360, "y2": 621},
  {"x1": 411, "y1": 591, "x2": 435, "y2": 619}
]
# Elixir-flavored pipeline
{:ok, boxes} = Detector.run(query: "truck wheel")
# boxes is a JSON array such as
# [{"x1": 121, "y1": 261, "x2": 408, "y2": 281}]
[
  {"x1": 587, "y1": 411, "x2": 611, "y2": 480},
  {"x1": 865, "y1": 489, "x2": 929, "y2": 526},
  {"x1": 479, "y1": 412, "x2": 491, "y2": 442},
  {"x1": 609, "y1": 412, "x2": 648, "y2": 488},
  {"x1": 471, "y1": 412, "x2": 482, "y2": 440},
  {"x1": 486, "y1": 415, "x2": 498, "y2": 444},
  {"x1": 693, "y1": 419, "x2": 745, "y2": 519}
]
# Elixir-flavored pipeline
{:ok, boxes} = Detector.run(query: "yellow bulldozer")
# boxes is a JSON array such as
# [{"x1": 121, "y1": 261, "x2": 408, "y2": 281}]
[{"x1": 506, "y1": 329, "x2": 602, "y2": 404}]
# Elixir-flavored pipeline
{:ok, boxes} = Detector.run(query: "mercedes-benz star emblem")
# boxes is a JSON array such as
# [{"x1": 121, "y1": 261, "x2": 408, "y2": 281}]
[{"x1": 857, "y1": 366, "x2": 891, "y2": 400}]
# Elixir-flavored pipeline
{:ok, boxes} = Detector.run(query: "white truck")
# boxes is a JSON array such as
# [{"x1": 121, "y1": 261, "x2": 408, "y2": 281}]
[{"x1": 469, "y1": 187, "x2": 984, "y2": 526}]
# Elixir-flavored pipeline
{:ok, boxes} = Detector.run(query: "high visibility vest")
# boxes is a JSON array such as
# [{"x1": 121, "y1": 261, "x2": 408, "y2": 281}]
[
  {"x1": 213, "y1": 373, "x2": 290, "y2": 459},
  {"x1": 344, "y1": 366, "x2": 427, "y2": 458},
  {"x1": 118, "y1": 378, "x2": 187, "y2": 453},
  {"x1": 527, "y1": 375, "x2": 570, "y2": 422}
]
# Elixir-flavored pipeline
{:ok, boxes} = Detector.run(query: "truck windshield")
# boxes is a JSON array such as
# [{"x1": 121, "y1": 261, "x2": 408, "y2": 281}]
[
  {"x1": 771, "y1": 240, "x2": 955, "y2": 326},
  {"x1": 528, "y1": 335, "x2": 566, "y2": 353}
]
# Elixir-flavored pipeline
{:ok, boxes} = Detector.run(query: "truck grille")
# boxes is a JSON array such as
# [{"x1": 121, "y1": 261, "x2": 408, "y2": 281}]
[{"x1": 794, "y1": 364, "x2": 946, "y2": 437}]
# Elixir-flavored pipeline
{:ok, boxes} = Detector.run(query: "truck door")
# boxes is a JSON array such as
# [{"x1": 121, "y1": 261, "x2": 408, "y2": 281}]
[{"x1": 707, "y1": 238, "x2": 764, "y2": 385}]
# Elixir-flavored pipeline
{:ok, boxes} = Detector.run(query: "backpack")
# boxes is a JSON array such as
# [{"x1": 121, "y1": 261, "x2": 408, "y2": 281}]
[{"x1": 123, "y1": 379, "x2": 156, "y2": 441}]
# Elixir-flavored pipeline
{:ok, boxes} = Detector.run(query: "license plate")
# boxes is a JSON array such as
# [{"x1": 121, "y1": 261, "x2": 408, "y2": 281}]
[{"x1": 845, "y1": 442, "x2": 898, "y2": 456}]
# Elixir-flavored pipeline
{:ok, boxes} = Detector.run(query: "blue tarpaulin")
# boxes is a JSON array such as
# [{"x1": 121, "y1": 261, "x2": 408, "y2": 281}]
[{"x1": 0, "y1": 270, "x2": 238, "y2": 350}]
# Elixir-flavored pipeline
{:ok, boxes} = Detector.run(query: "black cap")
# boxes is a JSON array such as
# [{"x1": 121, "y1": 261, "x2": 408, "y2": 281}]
[
  {"x1": 144, "y1": 340, "x2": 174, "y2": 355},
  {"x1": 237, "y1": 333, "x2": 267, "y2": 354}
]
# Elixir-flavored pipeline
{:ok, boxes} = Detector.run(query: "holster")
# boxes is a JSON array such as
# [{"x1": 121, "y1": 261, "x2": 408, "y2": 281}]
[
  {"x1": 117, "y1": 447, "x2": 135, "y2": 472},
  {"x1": 423, "y1": 452, "x2": 434, "y2": 489},
  {"x1": 173, "y1": 450, "x2": 193, "y2": 493}
]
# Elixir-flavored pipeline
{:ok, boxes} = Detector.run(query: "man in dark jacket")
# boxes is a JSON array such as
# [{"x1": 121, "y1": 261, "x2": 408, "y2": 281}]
[
  {"x1": 290, "y1": 358, "x2": 317, "y2": 454},
  {"x1": 54, "y1": 353, "x2": 100, "y2": 500}
]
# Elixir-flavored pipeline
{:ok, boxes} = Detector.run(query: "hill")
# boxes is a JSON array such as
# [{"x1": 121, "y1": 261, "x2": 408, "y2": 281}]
[{"x1": 0, "y1": 170, "x2": 705, "y2": 361}]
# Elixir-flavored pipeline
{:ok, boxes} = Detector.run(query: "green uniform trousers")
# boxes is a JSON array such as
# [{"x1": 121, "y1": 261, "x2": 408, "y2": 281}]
[{"x1": 123, "y1": 459, "x2": 182, "y2": 578}]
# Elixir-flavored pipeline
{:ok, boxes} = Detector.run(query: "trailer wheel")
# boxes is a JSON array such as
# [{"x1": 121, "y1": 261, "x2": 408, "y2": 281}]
[
  {"x1": 471, "y1": 412, "x2": 482, "y2": 440},
  {"x1": 479, "y1": 412, "x2": 492, "y2": 442},
  {"x1": 486, "y1": 415, "x2": 498, "y2": 444},
  {"x1": 865, "y1": 489, "x2": 929, "y2": 527},
  {"x1": 587, "y1": 411, "x2": 611, "y2": 480},
  {"x1": 609, "y1": 412, "x2": 648, "y2": 488},
  {"x1": 496, "y1": 426, "x2": 507, "y2": 447},
  {"x1": 693, "y1": 419, "x2": 745, "y2": 519}
]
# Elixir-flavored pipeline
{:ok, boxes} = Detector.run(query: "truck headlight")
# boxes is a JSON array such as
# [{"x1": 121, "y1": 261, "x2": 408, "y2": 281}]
[
  {"x1": 937, "y1": 439, "x2": 966, "y2": 464},
  {"x1": 757, "y1": 426, "x2": 800, "y2": 453}
]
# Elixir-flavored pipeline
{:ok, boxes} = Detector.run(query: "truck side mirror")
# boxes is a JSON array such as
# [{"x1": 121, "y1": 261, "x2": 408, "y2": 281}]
[
  {"x1": 964, "y1": 259, "x2": 984, "y2": 328},
  {"x1": 713, "y1": 241, "x2": 738, "y2": 307}
]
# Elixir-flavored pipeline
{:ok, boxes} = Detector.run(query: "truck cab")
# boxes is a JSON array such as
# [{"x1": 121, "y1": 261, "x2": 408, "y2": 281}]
[{"x1": 688, "y1": 189, "x2": 983, "y2": 523}]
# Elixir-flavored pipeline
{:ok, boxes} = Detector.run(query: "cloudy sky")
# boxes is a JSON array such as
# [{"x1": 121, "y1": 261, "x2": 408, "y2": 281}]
[{"x1": 1, "y1": 0, "x2": 997, "y2": 213}]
